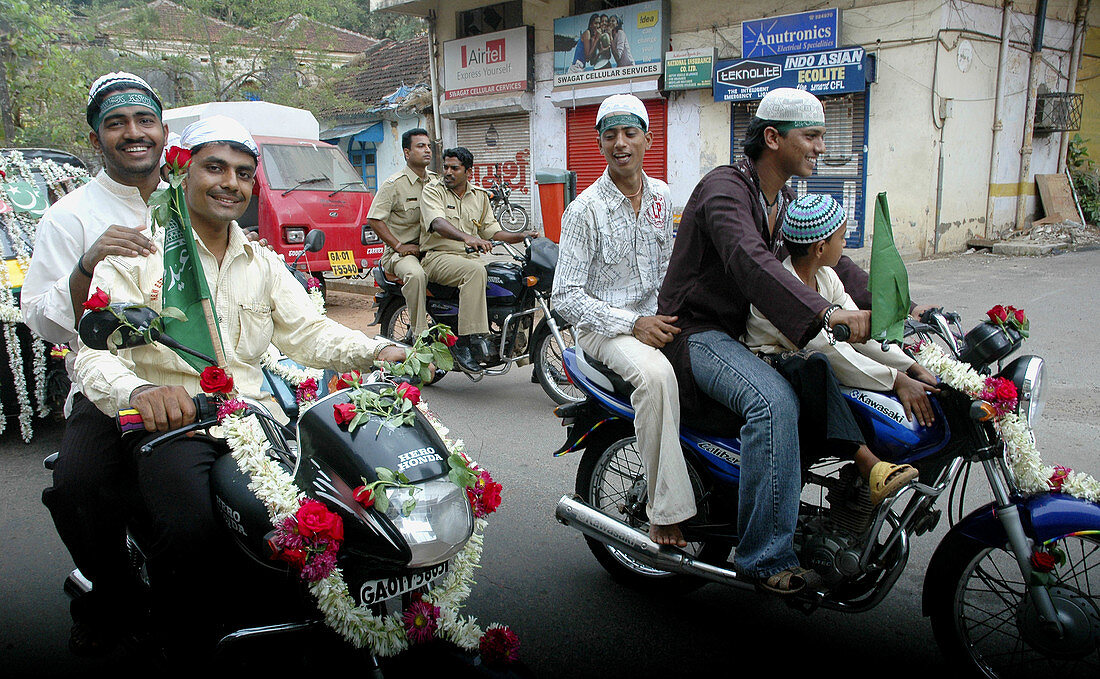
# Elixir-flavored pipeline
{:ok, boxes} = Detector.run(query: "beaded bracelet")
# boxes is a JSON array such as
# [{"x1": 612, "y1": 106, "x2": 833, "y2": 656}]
[{"x1": 821, "y1": 304, "x2": 842, "y2": 345}]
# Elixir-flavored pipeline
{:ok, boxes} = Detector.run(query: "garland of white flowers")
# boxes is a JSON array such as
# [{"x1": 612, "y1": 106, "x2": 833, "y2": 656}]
[
  {"x1": 306, "y1": 277, "x2": 326, "y2": 316},
  {"x1": 914, "y1": 341, "x2": 1100, "y2": 502},
  {"x1": 0, "y1": 151, "x2": 90, "y2": 439},
  {"x1": 220, "y1": 394, "x2": 494, "y2": 655},
  {"x1": 261, "y1": 346, "x2": 324, "y2": 388}
]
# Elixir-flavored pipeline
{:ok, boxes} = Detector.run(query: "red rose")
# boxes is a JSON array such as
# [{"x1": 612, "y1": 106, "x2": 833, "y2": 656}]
[
  {"x1": 1030, "y1": 551, "x2": 1057, "y2": 573},
  {"x1": 442, "y1": 331, "x2": 458, "y2": 347},
  {"x1": 987, "y1": 305, "x2": 1008, "y2": 324},
  {"x1": 82, "y1": 287, "x2": 110, "y2": 311},
  {"x1": 333, "y1": 402, "x2": 357, "y2": 426},
  {"x1": 332, "y1": 371, "x2": 361, "y2": 391},
  {"x1": 165, "y1": 146, "x2": 191, "y2": 172},
  {"x1": 396, "y1": 382, "x2": 421, "y2": 405},
  {"x1": 276, "y1": 547, "x2": 307, "y2": 569},
  {"x1": 296, "y1": 499, "x2": 343, "y2": 541},
  {"x1": 994, "y1": 379, "x2": 1017, "y2": 402},
  {"x1": 353, "y1": 485, "x2": 375, "y2": 508},
  {"x1": 199, "y1": 366, "x2": 234, "y2": 394}
]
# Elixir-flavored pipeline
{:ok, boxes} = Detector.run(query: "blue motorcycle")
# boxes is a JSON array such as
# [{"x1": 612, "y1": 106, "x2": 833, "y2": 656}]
[{"x1": 553, "y1": 310, "x2": 1100, "y2": 677}]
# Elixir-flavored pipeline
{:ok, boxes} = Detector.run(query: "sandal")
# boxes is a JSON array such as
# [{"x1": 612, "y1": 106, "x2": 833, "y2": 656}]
[
  {"x1": 756, "y1": 566, "x2": 823, "y2": 596},
  {"x1": 869, "y1": 462, "x2": 919, "y2": 505}
]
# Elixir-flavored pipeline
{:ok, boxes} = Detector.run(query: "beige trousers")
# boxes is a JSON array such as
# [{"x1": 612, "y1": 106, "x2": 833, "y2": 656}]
[
  {"x1": 577, "y1": 330, "x2": 697, "y2": 525},
  {"x1": 420, "y1": 251, "x2": 488, "y2": 336},
  {"x1": 385, "y1": 253, "x2": 429, "y2": 337}
]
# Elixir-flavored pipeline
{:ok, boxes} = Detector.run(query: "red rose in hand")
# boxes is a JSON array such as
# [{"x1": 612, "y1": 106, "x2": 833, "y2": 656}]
[
  {"x1": 296, "y1": 499, "x2": 343, "y2": 541},
  {"x1": 333, "y1": 402, "x2": 357, "y2": 426},
  {"x1": 987, "y1": 305, "x2": 1008, "y2": 324},
  {"x1": 83, "y1": 287, "x2": 111, "y2": 311},
  {"x1": 1030, "y1": 551, "x2": 1057, "y2": 573},
  {"x1": 396, "y1": 382, "x2": 421, "y2": 405},
  {"x1": 165, "y1": 146, "x2": 191, "y2": 172},
  {"x1": 199, "y1": 366, "x2": 234, "y2": 394},
  {"x1": 353, "y1": 485, "x2": 375, "y2": 508}
]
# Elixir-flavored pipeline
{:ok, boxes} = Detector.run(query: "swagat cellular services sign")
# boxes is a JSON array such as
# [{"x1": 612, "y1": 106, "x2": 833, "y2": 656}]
[
  {"x1": 713, "y1": 46, "x2": 870, "y2": 103},
  {"x1": 742, "y1": 9, "x2": 840, "y2": 58}
]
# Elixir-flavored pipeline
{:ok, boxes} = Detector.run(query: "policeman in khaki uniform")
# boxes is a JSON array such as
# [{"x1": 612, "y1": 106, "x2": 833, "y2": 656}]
[
  {"x1": 367, "y1": 127, "x2": 437, "y2": 338},
  {"x1": 419, "y1": 146, "x2": 532, "y2": 372}
]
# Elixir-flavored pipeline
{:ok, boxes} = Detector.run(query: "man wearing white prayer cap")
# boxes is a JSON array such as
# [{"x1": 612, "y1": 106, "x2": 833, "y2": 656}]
[
  {"x1": 656, "y1": 86, "x2": 878, "y2": 595},
  {"x1": 73, "y1": 112, "x2": 411, "y2": 667}
]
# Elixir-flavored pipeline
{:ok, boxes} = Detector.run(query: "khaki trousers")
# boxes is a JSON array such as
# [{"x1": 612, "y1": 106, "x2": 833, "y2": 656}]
[
  {"x1": 420, "y1": 251, "x2": 488, "y2": 336},
  {"x1": 577, "y1": 330, "x2": 696, "y2": 525},
  {"x1": 384, "y1": 252, "x2": 429, "y2": 337}
]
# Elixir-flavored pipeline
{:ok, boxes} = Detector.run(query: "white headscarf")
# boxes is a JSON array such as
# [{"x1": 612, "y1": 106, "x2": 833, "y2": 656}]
[{"x1": 179, "y1": 115, "x2": 259, "y2": 158}]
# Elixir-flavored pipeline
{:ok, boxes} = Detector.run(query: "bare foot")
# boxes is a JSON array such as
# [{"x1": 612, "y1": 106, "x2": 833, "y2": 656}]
[{"x1": 649, "y1": 523, "x2": 687, "y2": 547}]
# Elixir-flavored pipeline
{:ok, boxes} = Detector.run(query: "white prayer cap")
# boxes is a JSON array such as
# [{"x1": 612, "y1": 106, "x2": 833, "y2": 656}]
[
  {"x1": 87, "y1": 71, "x2": 159, "y2": 107},
  {"x1": 755, "y1": 88, "x2": 825, "y2": 128},
  {"x1": 161, "y1": 132, "x2": 181, "y2": 167},
  {"x1": 595, "y1": 93, "x2": 649, "y2": 133},
  {"x1": 179, "y1": 115, "x2": 259, "y2": 158}
]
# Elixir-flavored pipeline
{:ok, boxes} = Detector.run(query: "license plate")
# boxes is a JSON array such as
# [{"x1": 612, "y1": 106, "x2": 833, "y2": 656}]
[
  {"x1": 359, "y1": 562, "x2": 448, "y2": 606},
  {"x1": 328, "y1": 250, "x2": 359, "y2": 277}
]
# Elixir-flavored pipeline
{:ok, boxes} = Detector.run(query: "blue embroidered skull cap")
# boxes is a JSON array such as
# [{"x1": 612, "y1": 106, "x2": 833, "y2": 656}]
[{"x1": 782, "y1": 193, "x2": 845, "y2": 243}]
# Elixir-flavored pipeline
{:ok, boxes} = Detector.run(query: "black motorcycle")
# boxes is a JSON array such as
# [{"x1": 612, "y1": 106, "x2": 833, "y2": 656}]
[
  {"x1": 488, "y1": 179, "x2": 529, "y2": 233},
  {"x1": 372, "y1": 237, "x2": 582, "y2": 405}
]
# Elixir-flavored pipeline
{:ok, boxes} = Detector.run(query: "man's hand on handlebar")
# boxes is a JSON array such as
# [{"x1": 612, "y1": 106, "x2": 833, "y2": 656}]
[
  {"x1": 828, "y1": 309, "x2": 871, "y2": 343},
  {"x1": 632, "y1": 314, "x2": 680, "y2": 349},
  {"x1": 129, "y1": 384, "x2": 197, "y2": 433}
]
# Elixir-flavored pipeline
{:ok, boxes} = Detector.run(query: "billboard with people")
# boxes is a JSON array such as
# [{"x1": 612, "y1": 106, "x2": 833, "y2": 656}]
[{"x1": 552, "y1": 1, "x2": 669, "y2": 88}]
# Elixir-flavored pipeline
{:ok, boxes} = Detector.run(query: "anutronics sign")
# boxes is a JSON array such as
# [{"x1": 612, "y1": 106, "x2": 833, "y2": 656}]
[
  {"x1": 742, "y1": 9, "x2": 840, "y2": 58},
  {"x1": 713, "y1": 46, "x2": 870, "y2": 103}
]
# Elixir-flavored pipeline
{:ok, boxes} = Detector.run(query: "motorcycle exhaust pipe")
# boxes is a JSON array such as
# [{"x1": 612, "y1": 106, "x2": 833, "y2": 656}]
[{"x1": 555, "y1": 495, "x2": 752, "y2": 590}]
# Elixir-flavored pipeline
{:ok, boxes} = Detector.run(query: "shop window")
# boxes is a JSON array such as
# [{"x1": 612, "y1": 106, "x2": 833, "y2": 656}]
[
  {"x1": 457, "y1": 1, "x2": 522, "y2": 37},
  {"x1": 349, "y1": 146, "x2": 378, "y2": 193}
]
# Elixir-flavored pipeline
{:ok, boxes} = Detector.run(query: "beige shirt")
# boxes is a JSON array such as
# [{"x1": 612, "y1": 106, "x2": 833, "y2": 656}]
[
  {"x1": 419, "y1": 179, "x2": 502, "y2": 254},
  {"x1": 367, "y1": 165, "x2": 437, "y2": 266},
  {"x1": 742, "y1": 258, "x2": 914, "y2": 391},
  {"x1": 75, "y1": 223, "x2": 392, "y2": 417}
]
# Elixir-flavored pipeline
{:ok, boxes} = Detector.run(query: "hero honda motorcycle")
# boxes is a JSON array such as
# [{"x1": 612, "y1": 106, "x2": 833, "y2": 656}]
[
  {"x1": 47, "y1": 297, "x2": 479, "y2": 670},
  {"x1": 372, "y1": 237, "x2": 583, "y2": 405},
  {"x1": 553, "y1": 309, "x2": 1100, "y2": 677}
]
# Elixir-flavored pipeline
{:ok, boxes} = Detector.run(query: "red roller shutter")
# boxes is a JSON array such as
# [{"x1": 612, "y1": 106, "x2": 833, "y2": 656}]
[{"x1": 565, "y1": 98, "x2": 667, "y2": 193}]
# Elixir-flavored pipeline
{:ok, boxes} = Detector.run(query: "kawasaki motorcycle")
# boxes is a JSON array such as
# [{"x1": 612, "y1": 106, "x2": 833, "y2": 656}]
[{"x1": 553, "y1": 309, "x2": 1099, "y2": 677}]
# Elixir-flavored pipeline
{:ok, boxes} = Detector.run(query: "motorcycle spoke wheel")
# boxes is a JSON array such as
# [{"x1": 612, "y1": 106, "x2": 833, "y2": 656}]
[
  {"x1": 947, "y1": 535, "x2": 1100, "y2": 678},
  {"x1": 497, "y1": 205, "x2": 529, "y2": 233},
  {"x1": 380, "y1": 302, "x2": 413, "y2": 345},
  {"x1": 533, "y1": 326, "x2": 584, "y2": 404}
]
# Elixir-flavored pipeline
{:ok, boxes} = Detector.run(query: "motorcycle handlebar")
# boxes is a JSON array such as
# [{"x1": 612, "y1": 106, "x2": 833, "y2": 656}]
[
  {"x1": 117, "y1": 394, "x2": 221, "y2": 454},
  {"x1": 832, "y1": 323, "x2": 851, "y2": 342}
]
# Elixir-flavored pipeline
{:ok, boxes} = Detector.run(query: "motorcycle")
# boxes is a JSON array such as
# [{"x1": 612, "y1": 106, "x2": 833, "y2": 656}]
[
  {"x1": 552, "y1": 309, "x2": 1100, "y2": 677},
  {"x1": 487, "y1": 179, "x2": 529, "y2": 234},
  {"x1": 44, "y1": 284, "x2": 504, "y2": 673},
  {"x1": 372, "y1": 237, "x2": 583, "y2": 405}
]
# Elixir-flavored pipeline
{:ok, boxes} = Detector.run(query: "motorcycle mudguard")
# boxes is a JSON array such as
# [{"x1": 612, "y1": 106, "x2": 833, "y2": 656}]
[{"x1": 948, "y1": 493, "x2": 1100, "y2": 548}]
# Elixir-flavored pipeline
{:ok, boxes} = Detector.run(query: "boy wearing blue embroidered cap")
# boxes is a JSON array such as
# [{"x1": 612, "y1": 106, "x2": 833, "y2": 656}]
[{"x1": 742, "y1": 194, "x2": 941, "y2": 504}]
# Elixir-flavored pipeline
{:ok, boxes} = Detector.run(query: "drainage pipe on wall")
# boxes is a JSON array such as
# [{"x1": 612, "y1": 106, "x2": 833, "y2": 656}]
[
  {"x1": 1057, "y1": 0, "x2": 1090, "y2": 173},
  {"x1": 985, "y1": 1, "x2": 1014, "y2": 239},
  {"x1": 1014, "y1": 0, "x2": 1047, "y2": 232}
]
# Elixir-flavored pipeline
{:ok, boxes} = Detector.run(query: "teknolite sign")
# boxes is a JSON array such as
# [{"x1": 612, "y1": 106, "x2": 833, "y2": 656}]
[{"x1": 713, "y1": 46, "x2": 869, "y2": 103}]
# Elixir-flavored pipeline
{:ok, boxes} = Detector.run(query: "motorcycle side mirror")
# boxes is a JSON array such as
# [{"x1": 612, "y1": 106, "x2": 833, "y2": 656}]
[
  {"x1": 304, "y1": 229, "x2": 325, "y2": 253},
  {"x1": 78, "y1": 304, "x2": 162, "y2": 350}
]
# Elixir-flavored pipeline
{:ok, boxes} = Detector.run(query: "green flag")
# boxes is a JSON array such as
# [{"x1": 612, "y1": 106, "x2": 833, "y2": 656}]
[
  {"x1": 159, "y1": 184, "x2": 225, "y2": 372},
  {"x1": 868, "y1": 192, "x2": 910, "y2": 344}
]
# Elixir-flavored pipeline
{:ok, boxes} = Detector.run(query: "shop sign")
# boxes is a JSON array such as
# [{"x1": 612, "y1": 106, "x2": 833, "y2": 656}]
[
  {"x1": 552, "y1": 1, "x2": 669, "y2": 88},
  {"x1": 664, "y1": 48, "x2": 714, "y2": 90},
  {"x1": 713, "y1": 46, "x2": 868, "y2": 103},
  {"x1": 443, "y1": 26, "x2": 533, "y2": 100},
  {"x1": 742, "y1": 8, "x2": 840, "y2": 58}
]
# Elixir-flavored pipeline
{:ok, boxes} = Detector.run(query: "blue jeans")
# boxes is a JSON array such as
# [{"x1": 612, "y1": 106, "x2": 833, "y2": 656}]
[{"x1": 687, "y1": 330, "x2": 802, "y2": 579}]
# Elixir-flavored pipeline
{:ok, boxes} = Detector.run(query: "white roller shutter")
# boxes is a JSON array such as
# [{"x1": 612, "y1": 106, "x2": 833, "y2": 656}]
[{"x1": 456, "y1": 114, "x2": 533, "y2": 227}]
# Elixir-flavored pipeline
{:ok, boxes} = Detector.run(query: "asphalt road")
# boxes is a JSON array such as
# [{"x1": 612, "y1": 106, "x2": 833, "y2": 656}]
[{"x1": 1, "y1": 247, "x2": 1097, "y2": 678}]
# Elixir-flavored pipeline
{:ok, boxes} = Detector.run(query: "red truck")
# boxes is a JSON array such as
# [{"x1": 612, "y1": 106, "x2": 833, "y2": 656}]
[{"x1": 163, "y1": 103, "x2": 384, "y2": 291}]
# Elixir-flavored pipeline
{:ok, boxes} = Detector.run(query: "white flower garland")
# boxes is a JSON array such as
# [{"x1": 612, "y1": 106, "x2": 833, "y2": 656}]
[
  {"x1": 309, "y1": 289, "x2": 326, "y2": 316},
  {"x1": 261, "y1": 346, "x2": 325, "y2": 388},
  {"x1": 915, "y1": 342, "x2": 1100, "y2": 502},
  {"x1": 220, "y1": 396, "x2": 493, "y2": 655}
]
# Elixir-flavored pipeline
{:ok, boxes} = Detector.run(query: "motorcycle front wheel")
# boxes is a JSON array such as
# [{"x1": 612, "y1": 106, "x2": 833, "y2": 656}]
[
  {"x1": 495, "y1": 204, "x2": 529, "y2": 232},
  {"x1": 575, "y1": 429, "x2": 713, "y2": 594},
  {"x1": 928, "y1": 532, "x2": 1100, "y2": 678},
  {"x1": 531, "y1": 325, "x2": 584, "y2": 404}
]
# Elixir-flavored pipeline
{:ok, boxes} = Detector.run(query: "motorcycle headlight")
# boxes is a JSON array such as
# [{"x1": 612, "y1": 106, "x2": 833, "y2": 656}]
[
  {"x1": 999, "y1": 356, "x2": 1046, "y2": 427},
  {"x1": 383, "y1": 478, "x2": 474, "y2": 568}
]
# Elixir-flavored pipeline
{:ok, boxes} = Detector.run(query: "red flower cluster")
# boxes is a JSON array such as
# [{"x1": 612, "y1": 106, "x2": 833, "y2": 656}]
[
  {"x1": 1049, "y1": 465, "x2": 1072, "y2": 492},
  {"x1": 479, "y1": 625, "x2": 520, "y2": 666},
  {"x1": 271, "y1": 499, "x2": 344, "y2": 582},
  {"x1": 295, "y1": 377, "x2": 318, "y2": 403},
  {"x1": 82, "y1": 287, "x2": 110, "y2": 311},
  {"x1": 986, "y1": 304, "x2": 1029, "y2": 337},
  {"x1": 199, "y1": 366, "x2": 234, "y2": 394},
  {"x1": 981, "y1": 376, "x2": 1018, "y2": 417},
  {"x1": 165, "y1": 146, "x2": 192, "y2": 173},
  {"x1": 403, "y1": 599, "x2": 441, "y2": 644},
  {"x1": 466, "y1": 469, "x2": 502, "y2": 518}
]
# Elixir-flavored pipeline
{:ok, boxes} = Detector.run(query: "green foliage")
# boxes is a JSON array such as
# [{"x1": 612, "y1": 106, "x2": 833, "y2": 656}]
[{"x1": 1068, "y1": 134, "x2": 1100, "y2": 226}]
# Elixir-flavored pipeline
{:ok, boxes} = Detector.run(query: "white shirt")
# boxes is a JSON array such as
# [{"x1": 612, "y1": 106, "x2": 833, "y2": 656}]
[
  {"x1": 75, "y1": 223, "x2": 392, "y2": 418},
  {"x1": 743, "y1": 258, "x2": 915, "y2": 391},
  {"x1": 552, "y1": 169, "x2": 673, "y2": 338}
]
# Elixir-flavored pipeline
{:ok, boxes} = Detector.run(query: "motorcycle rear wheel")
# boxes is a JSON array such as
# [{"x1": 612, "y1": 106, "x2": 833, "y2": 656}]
[
  {"x1": 575, "y1": 429, "x2": 713, "y2": 594},
  {"x1": 494, "y1": 204, "x2": 529, "y2": 233},
  {"x1": 531, "y1": 325, "x2": 584, "y2": 404},
  {"x1": 928, "y1": 532, "x2": 1100, "y2": 678}
]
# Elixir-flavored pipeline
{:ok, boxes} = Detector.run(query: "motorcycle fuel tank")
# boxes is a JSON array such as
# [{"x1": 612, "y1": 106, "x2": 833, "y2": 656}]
[{"x1": 844, "y1": 387, "x2": 950, "y2": 464}]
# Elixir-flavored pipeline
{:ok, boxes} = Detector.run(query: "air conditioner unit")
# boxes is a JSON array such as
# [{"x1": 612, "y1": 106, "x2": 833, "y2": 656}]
[{"x1": 1034, "y1": 93, "x2": 1083, "y2": 133}]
